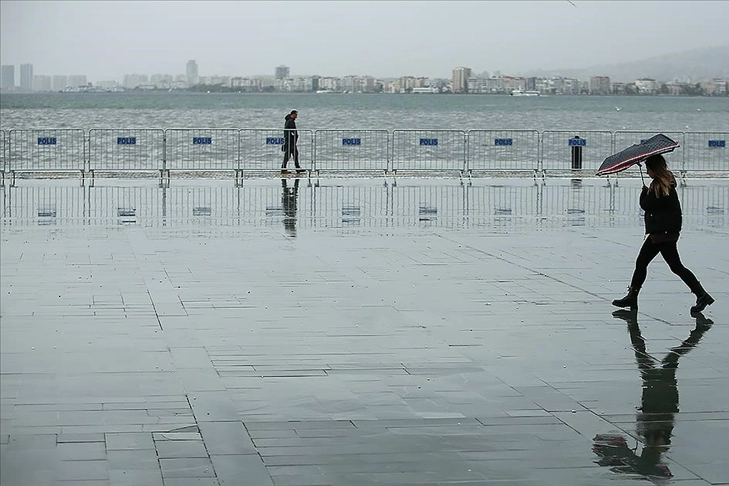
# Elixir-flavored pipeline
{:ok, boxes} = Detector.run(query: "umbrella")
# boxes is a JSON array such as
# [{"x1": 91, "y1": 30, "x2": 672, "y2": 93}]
[{"x1": 596, "y1": 134, "x2": 680, "y2": 179}]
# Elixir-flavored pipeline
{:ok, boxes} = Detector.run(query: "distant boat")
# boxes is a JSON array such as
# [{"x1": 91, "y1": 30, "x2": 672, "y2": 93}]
[
  {"x1": 316, "y1": 89, "x2": 336, "y2": 94},
  {"x1": 511, "y1": 89, "x2": 540, "y2": 97}
]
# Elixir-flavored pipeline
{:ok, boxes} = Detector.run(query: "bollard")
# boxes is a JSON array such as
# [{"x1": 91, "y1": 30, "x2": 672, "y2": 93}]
[{"x1": 571, "y1": 135, "x2": 583, "y2": 170}]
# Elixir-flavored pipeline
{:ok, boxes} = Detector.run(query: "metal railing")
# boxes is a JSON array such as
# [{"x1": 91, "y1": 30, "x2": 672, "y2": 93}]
[
  {"x1": 1, "y1": 129, "x2": 7, "y2": 176},
  {"x1": 682, "y1": 132, "x2": 729, "y2": 173},
  {"x1": 313, "y1": 129, "x2": 389, "y2": 173},
  {"x1": 8, "y1": 129, "x2": 86, "y2": 174},
  {"x1": 466, "y1": 129, "x2": 540, "y2": 174},
  {"x1": 165, "y1": 128, "x2": 239, "y2": 173},
  {"x1": 541, "y1": 130, "x2": 613, "y2": 174},
  {"x1": 391, "y1": 130, "x2": 467, "y2": 173},
  {"x1": 2, "y1": 128, "x2": 727, "y2": 179},
  {"x1": 239, "y1": 128, "x2": 314, "y2": 172},
  {"x1": 88, "y1": 129, "x2": 164, "y2": 175}
]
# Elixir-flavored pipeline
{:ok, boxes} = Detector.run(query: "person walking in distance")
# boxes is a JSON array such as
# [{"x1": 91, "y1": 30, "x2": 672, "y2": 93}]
[
  {"x1": 612, "y1": 154, "x2": 714, "y2": 313},
  {"x1": 282, "y1": 110, "x2": 304, "y2": 173}
]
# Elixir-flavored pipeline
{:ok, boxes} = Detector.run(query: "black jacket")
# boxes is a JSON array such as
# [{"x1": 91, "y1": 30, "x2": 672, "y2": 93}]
[
  {"x1": 640, "y1": 181, "x2": 682, "y2": 235},
  {"x1": 283, "y1": 115, "x2": 298, "y2": 146}
]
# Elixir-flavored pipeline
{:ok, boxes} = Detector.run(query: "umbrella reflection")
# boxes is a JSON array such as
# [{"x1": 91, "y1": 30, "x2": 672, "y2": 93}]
[{"x1": 593, "y1": 310, "x2": 713, "y2": 479}]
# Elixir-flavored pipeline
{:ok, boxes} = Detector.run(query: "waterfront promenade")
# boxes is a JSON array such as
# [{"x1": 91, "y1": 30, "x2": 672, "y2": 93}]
[{"x1": 1, "y1": 177, "x2": 728, "y2": 485}]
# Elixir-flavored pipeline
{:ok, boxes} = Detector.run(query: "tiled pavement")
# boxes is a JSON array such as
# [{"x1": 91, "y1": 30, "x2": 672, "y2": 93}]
[{"x1": 1, "y1": 177, "x2": 728, "y2": 486}]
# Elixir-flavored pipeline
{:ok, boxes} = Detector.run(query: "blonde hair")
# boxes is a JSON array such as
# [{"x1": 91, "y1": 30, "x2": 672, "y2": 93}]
[{"x1": 645, "y1": 154, "x2": 674, "y2": 197}]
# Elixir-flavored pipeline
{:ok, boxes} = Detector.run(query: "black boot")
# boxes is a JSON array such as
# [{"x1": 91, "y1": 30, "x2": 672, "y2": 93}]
[
  {"x1": 690, "y1": 292, "x2": 714, "y2": 314},
  {"x1": 612, "y1": 287, "x2": 639, "y2": 310}
]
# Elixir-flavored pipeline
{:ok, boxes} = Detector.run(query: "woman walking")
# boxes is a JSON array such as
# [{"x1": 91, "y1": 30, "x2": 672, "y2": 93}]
[{"x1": 612, "y1": 154, "x2": 714, "y2": 313}]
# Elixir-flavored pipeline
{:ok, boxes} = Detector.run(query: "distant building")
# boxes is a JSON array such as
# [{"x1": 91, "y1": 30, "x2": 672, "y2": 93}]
[
  {"x1": 186, "y1": 60, "x2": 199, "y2": 86},
  {"x1": 275, "y1": 65, "x2": 290, "y2": 80},
  {"x1": 452, "y1": 67, "x2": 471, "y2": 93},
  {"x1": 1, "y1": 65, "x2": 14, "y2": 90},
  {"x1": 32, "y1": 75, "x2": 52, "y2": 92},
  {"x1": 589, "y1": 76, "x2": 611, "y2": 95},
  {"x1": 20, "y1": 63, "x2": 33, "y2": 91},
  {"x1": 52, "y1": 75, "x2": 68, "y2": 91},
  {"x1": 635, "y1": 78, "x2": 658, "y2": 94},
  {"x1": 68, "y1": 75, "x2": 88, "y2": 88},
  {"x1": 123, "y1": 74, "x2": 148, "y2": 89}
]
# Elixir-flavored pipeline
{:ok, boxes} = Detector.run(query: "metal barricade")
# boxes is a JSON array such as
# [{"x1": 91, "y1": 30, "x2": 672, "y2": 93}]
[
  {"x1": 391, "y1": 130, "x2": 466, "y2": 174},
  {"x1": 164, "y1": 128, "x2": 240, "y2": 174},
  {"x1": 313, "y1": 130, "x2": 389, "y2": 173},
  {"x1": 541, "y1": 130, "x2": 613, "y2": 175},
  {"x1": 88, "y1": 129, "x2": 164, "y2": 175},
  {"x1": 613, "y1": 131, "x2": 686, "y2": 175},
  {"x1": 466, "y1": 129, "x2": 540, "y2": 174},
  {"x1": 682, "y1": 132, "x2": 728, "y2": 174},
  {"x1": 1, "y1": 129, "x2": 7, "y2": 177},
  {"x1": 8, "y1": 129, "x2": 86, "y2": 176},
  {"x1": 239, "y1": 129, "x2": 314, "y2": 172}
]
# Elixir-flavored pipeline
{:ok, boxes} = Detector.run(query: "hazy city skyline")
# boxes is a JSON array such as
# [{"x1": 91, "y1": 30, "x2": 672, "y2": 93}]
[{"x1": 2, "y1": 1, "x2": 729, "y2": 82}]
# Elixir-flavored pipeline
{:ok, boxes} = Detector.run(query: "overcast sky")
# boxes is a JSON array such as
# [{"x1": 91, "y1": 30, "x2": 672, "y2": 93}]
[{"x1": 2, "y1": 0, "x2": 728, "y2": 81}]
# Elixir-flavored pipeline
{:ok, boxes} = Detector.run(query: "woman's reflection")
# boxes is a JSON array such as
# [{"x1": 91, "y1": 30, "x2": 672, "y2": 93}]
[
  {"x1": 281, "y1": 177, "x2": 300, "y2": 237},
  {"x1": 593, "y1": 310, "x2": 713, "y2": 479}
]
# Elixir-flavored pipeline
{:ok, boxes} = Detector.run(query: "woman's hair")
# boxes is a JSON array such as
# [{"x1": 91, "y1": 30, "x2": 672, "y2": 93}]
[{"x1": 645, "y1": 154, "x2": 674, "y2": 197}]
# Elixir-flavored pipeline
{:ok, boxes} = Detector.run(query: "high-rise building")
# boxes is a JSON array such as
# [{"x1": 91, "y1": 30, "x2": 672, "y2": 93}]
[
  {"x1": 275, "y1": 65, "x2": 290, "y2": 80},
  {"x1": 33, "y1": 75, "x2": 52, "y2": 92},
  {"x1": 451, "y1": 67, "x2": 471, "y2": 93},
  {"x1": 589, "y1": 76, "x2": 611, "y2": 95},
  {"x1": 68, "y1": 75, "x2": 88, "y2": 87},
  {"x1": 186, "y1": 60, "x2": 199, "y2": 86},
  {"x1": 20, "y1": 63, "x2": 33, "y2": 91},
  {"x1": 52, "y1": 75, "x2": 68, "y2": 91},
  {"x1": 1, "y1": 65, "x2": 14, "y2": 90}
]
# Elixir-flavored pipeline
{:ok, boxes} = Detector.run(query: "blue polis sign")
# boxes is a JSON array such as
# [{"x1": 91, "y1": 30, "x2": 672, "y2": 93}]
[
  {"x1": 342, "y1": 138, "x2": 361, "y2": 146},
  {"x1": 117, "y1": 137, "x2": 137, "y2": 145},
  {"x1": 708, "y1": 140, "x2": 726, "y2": 148},
  {"x1": 192, "y1": 137, "x2": 212, "y2": 145},
  {"x1": 494, "y1": 138, "x2": 513, "y2": 146},
  {"x1": 266, "y1": 137, "x2": 284, "y2": 145},
  {"x1": 419, "y1": 138, "x2": 438, "y2": 146},
  {"x1": 37, "y1": 137, "x2": 57, "y2": 145},
  {"x1": 568, "y1": 138, "x2": 587, "y2": 147}
]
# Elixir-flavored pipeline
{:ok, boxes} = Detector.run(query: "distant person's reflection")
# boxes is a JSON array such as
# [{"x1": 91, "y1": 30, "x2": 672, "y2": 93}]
[
  {"x1": 593, "y1": 310, "x2": 713, "y2": 479},
  {"x1": 281, "y1": 177, "x2": 300, "y2": 237}
]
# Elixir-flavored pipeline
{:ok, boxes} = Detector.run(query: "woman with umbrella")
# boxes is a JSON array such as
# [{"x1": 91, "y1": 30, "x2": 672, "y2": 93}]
[{"x1": 611, "y1": 154, "x2": 714, "y2": 312}]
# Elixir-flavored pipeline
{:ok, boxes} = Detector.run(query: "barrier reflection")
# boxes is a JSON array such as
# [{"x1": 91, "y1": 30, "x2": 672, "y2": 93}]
[
  {"x1": 593, "y1": 310, "x2": 713, "y2": 479},
  {"x1": 2, "y1": 180, "x2": 727, "y2": 230}
]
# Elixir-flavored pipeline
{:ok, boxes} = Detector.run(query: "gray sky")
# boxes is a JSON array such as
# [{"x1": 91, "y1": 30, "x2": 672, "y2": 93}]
[{"x1": 2, "y1": 0, "x2": 728, "y2": 81}]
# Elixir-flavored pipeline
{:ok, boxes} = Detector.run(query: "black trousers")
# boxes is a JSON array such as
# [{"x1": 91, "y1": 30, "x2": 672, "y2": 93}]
[
  {"x1": 630, "y1": 236, "x2": 703, "y2": 294},
  {"x1": 282, "y1": 144, "x2": 300, "y2": 168}
]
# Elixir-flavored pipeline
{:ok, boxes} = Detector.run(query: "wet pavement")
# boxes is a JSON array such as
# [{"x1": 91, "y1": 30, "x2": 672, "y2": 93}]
[{"x1": 1, "y1": 176, "x2": 728, "y2": 486}]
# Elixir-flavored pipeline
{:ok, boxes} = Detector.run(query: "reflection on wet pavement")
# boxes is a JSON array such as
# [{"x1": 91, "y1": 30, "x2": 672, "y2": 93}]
[{"x1": 1, "y1": 178, "x2": 728, "y2": 485}]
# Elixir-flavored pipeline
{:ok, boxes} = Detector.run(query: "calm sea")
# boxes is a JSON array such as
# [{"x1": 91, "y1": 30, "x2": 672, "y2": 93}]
[{"x1": 1, "y1": 93, "x2": 728, "y2": 133}]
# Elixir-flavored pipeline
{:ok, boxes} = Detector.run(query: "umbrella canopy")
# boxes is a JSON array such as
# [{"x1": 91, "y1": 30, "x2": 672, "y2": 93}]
[{"x1": 597, "y1": 134, "x2": 680, "y2": 176}]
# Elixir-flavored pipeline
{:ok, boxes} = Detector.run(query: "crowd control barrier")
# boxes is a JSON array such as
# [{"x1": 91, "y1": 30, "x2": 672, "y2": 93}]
[
  {"x1": 466, "y1": 129, "x2": 540, "y2": 175},
  {"x1": 540, "y1": 130, "x2": 613, "y2": 174},
  {"x1": 313, "y1": 130, "x2": 389, "y2": 173},
  {"x1": 165, "y1": 128, "x2": 240, "y2": 174},
  {"x1": 88, "y1": 129, "x2": 165, "y2": 176},
  {"x1": 391, "y1": 130, "x2": 467, "y2": 173},
  {"x1": 7, "y1": 129, "x2": 86, "y2": 181}
]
